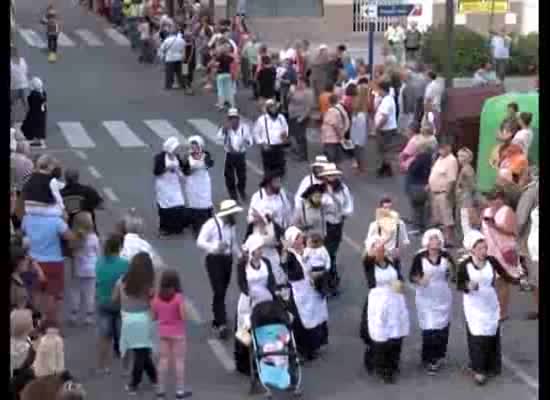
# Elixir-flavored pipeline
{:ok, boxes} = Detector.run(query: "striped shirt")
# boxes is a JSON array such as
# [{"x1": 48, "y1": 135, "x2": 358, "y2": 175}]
[{"x1": 10, "y1": 153, "x2": 34, "y2": 192}]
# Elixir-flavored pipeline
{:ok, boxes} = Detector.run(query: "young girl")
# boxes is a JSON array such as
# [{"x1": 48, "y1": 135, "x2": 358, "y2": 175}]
[
  {"x1": 455, "y1": 148, "x2": 477, "y2": 240},
  {"x1": 69, "y1": 212, "x2": 100, "y2": 325},
  {"x1": 151, "y1": 270, "x2": 192, "y2": 399},
  {"x1": 303, "y1": 232, "x2": 332, "y2": 298}
]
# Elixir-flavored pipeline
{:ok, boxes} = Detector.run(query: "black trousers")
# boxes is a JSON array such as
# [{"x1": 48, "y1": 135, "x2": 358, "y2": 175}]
[
  {"x1": 165, "y1": 61, "x2": 185, "y2": 89},
  {"x1": 47, "y1": 34, "x2": 58, "y2": 53},
  {"x1": 129, "y1": 348, "x2": 157, "y2": 388},
  {"x1": 370, "y1": 338, "x2": 403, "y2": 378},
  {"x1": 325, "y1": 222, "x2": 344, "y2": 288},
  {"x1": 467, "y1": 325, "x2": 502, "y2": 376},
  {"x1": 186, "y1": 207, "x2": 213, "y2": 237},
  {"x1": 421, "y1": 325, "x2": 450, "y2": 365},
  {"x1": 261, "y1": 145, "x2": 286, "y2": 177},
  {"x1": 406, "y1": 183, "x2": 429, "y2": 230},
  {"x1": 205, "y1": 254, "x2": 233, "y2": 327},
  {"x1": 224, "y1": 152, "x2": 247, "y2": 198},
  {"x1": 289, "y1": 117, "x2": 309, "y2": 161},
  {"x1": 323, "y1": 143, "x2": 343, "y2": 164}
]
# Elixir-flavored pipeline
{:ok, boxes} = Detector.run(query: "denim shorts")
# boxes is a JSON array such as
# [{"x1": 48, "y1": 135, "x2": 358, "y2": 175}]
[{"x1": 96, "y1": 304, "x2": 121, "y2": 339}]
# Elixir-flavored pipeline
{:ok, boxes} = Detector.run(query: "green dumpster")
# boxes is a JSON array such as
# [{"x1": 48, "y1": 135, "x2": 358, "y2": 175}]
[{"x1": 476, "y1": 92, "x2": 539, "y2": 193}]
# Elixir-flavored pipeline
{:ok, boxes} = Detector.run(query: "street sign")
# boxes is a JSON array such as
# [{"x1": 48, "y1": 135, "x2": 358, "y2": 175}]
[
  {"x1": 459, "y1": 0, "x2": 508, "y2": 14},
  {"x1": 377, "y1": 4, "x2": 422, "y2": 18},
  {"x1": 360, "y1": 4, "x2": 378, "y2": 19}
]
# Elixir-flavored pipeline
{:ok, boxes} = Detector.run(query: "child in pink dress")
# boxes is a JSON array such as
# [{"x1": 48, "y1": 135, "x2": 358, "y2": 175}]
[{"x1": 151, "y1": 270, "x2": 192, "y2": 399}]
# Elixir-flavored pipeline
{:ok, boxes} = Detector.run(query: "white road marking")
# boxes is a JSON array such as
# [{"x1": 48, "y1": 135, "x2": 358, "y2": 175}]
[
  {"x1": 74, "y1": 29, "x2": 104, "y2": 47},
  {"x1": 246, "y1": 160, "x2": 264, "y2": 176},
  {"x1": 103, "y1": 187, "x2": 119, "y2": 202},
  {"x1": 18, "y1": 29, "x2": 46, "y2": 48},
  {"x1": 58, "y1": 32, "x2": 76, "y2": 47},
  {"x1": 73, "y1": 150, "x2": 88, "y2": 160},
  {"x1": 184, "y1": 299, "x2": 204, "y2": 324},
  {"x1": 103, "y1": 121, "x2": 147, "y2": 148},
  {"x1": 207, "y1": 339, "x2": 236, "y2": 372},
  {"x1": 104, "y1": 28, "x2": 130, "y2": 46},
  {"x1": 143, "y1": 119, "x2": 188, "y2": 146},
  {"x1": 187, "y1": 118, "x2": 224, "y2": 145},
  {"x1": 58, "y1": 122, "x2": 96, "y2": 148},
  {"x1": 87, "y1": 165, "x2": 102, "y2": 179}
]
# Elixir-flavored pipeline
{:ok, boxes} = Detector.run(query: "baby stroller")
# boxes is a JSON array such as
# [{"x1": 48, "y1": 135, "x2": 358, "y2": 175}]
[{"x1": 249, "y1": 300, "x2": 302, "y2": 398}]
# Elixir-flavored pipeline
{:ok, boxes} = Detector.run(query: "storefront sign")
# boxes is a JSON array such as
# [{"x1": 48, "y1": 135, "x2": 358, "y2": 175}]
[
  {"x1": 377, "y1": 3, "x2": 423, "y2": 17},
  {"x1": 459, "y1": 0, "x2": 508, "y2": 14}
]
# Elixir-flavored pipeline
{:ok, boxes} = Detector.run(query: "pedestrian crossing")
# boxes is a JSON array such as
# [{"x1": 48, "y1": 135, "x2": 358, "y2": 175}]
[
  {"x1": 47, "y1": 118, "x2": 321, "y2": 151},
  {"x1": 16, "y1": 26, "x2": 130, "y2": 48}
]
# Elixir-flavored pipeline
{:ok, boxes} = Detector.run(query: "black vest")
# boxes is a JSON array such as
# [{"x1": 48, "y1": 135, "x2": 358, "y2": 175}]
[{"x1": 23, "y1": 173, "x2": 55, "y2": 203}]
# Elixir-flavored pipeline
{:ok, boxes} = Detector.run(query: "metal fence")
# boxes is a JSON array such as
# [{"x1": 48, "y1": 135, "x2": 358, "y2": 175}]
[{"x1": 352, "y1": 0, "x2": 409, "y2": 33}]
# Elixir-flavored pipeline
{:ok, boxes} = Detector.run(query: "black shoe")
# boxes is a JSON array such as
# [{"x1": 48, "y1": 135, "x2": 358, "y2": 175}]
[
  {"x1": 239, "y1": 191, "x2": 248, "y2": 202},
  {"x1": 382, "y1": 373, "x2": 395, "y2": 384},
  {"x1": 218, "y1": 325, "x2": 229, "y2": 340}
]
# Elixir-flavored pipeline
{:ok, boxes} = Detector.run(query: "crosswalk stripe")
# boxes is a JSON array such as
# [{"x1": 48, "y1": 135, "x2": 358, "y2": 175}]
[
  {"x1": 58, "y1": 32, "x2": 76, "y2": 47},
  {"x1": 74, "y1": 29, "x2": 104, "y2": 47},
  {"x1": 187, "y1": 118, "x2": 224, "y2": 145},
  {"x1": 18, "y1": 29, "x2": 46, "y2": 48},
  {"x1": 102, "y1": 121, "x2": 147, "y2": 148},
  {"x1": 143, "y1": 120, "x2": 187, "y2": 146},
  {"x1": 58, "y1": 122, "x2": 95, "y2": 148},
  {"x1": 104, "y1": 28, "x2": 130, "y2": 46}
]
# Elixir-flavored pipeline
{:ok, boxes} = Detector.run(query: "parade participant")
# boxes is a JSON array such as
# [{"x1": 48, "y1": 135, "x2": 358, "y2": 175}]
[
  {"x1": 428, "y1": 142, "x2": 459, "y2": 246},
  {"x1": 292, "y1": 184, "x2": 327, "y2": 238},
  {"x1": 457, "y1": 231, "x2": 518, "y2": 385},
  {"x1": 151, "y1": 269, "x2": 192, "y2": 399},
  {"x1": 282, "y1": 226, "x2": 329, "y2": 361},
  {"x1": 182, "y1": 136, "x2": 215, "y2": 237},
  {"x1": 234, "y1": 234, "x2": 278, "y2": 374},
  {"x1": 21, "y1": 77, "x2": 48, "y2": 147},
  {"x1": 197, "y1": 200, "x2": 243, "y2": 339},
  {"x1": 294, "y1": 155, "x2": 329, "y2": 209},
  {"x1": 217, "y1": 108, "x2": 253, "y2": 201},
  {"x1": 365, "y1": 196, "x2": 410, "y2": 270},
  {"x1": 481, "y1": 189, "x2": 522, "y2": 321},
  {"x1": 248, "y1": 173, "x2": 293, "y2": 232},
  {"x1": 112, "y1": 253, "x2": 158, "y2": 395},
  {"x1": 158, "y1": 26, "x2": 186, "y2": 90},
  {"x1": 319, "y1": 163, "x2": 354, "y2": 295},
  {"x1": 153, "y1": 137, "x2": 186, "y2": 237},
  {"x1": 302, "y1": 232, "x2": 332, "y2": 299},
  {"x1": 455, "y1": 148, "x2": 477, "y2": 239},
  {"x1": 374, "y1": 80, "x2": 398, "y2": 177},
  {"x1": 253, "y1": 99, "x2": 289, "y2": 177},
  {"x1": 360, "y1": 234, "x2": 409, "y2": 384},
  {"x1": 409, "y1": 229, "x2": 454, "y2": 374}
]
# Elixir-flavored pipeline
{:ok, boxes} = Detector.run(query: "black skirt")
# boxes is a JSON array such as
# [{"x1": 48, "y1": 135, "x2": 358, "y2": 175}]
[
  {"x1": 289, "y1": 296, "x2": 328, "y2": 359},
  {"x1": 158, "y1": 205, "x2": 186, "y2": 234}
]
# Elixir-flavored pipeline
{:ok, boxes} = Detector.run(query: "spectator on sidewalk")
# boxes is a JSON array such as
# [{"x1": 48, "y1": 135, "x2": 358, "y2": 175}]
[
  {"x1": 473, "y1": 61, "x2": 498, "y2": 87},
  {"x1": 385, "y1": 22, "x2": 406, "y2": 65},
  {"x1": 490, "y1": 28, "x2": 511, "y2": 83},
  {"x1": 321, "y1": 94, "x2": 349, "y2": 166},
  {"x1": 137, "y1": 16, "x2": 154, "y2": 64},
  {"x1": 405, "y1": 22, "x2": 422, "y2": 63},
  {"x1": 288, "y1": 77, "x2": 314, "y2": 162},
  {"x1": 11, "y1": 47, "x2": 29, "y2": 118},
  {"x1": 310, "y1": 45, "x2": 331, "y2": 100},
  {"x1": 214, "y1": 44, "x2": 236, "y2": 109},
  {"x1": 60, "y1": 168, "x2": 104, "y2": 231},
  {"x1": 158, "y1": 26, "x2": 186, "y2": 90}
]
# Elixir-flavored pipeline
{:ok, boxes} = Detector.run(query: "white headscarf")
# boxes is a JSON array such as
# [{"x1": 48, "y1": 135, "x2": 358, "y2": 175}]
[
  {"x1": 284, "y1": 226, "x2": 302, "y2": 247},
  {"x1": 188, "y1": 135, "x2": 205, "y2": 150},
  {"x1": 243, "y1": 234, "x2": 265, "y2": 254},
  {"x1": 29, "y1": 77, "x2": 44, "y2": 93},
  {"x1": 463, "y1": 230, "x2": 486, "y2": 253},
  {"x1": 163, "y1": 137, "x2": 180, "y2": 154},
  {"x1": 421, "y1": 228, "x2": 445, "y2": 249}
]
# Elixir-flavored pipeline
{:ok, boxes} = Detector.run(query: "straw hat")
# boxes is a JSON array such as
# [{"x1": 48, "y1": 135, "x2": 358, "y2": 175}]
[
  {"x1": 227, "y1": 107, "x2": 239, "y2": 117},
  {"x1": 216, "y1": 199, "x2": 243, "y2": 218},
  {"x1": 318, "y1": 163, "x2": 342, "y2": 177},
  {"x1": 311, "y1": 155, "x2": 329, "y2": 168}
]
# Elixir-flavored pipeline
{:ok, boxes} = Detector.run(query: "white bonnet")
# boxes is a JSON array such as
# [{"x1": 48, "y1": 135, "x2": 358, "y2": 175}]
[
  {"x1": 163, "y1": 137, "x2": 180, "y2": 154},
  {"x1": 243, "y1": 234, "x2": 264, "y2": 254},
  {"x1": 284, "y1": 226, "x2": 303, "y2": 246},
  {"x1": 463, "y1": 230, "x2": 486, "y2": 252},
  {"x1": 421, "y1": 228, "x2": 445, "y2": 248},
  {"x1": 188, "y1": 135, "x2": 205, "y2": 149}
]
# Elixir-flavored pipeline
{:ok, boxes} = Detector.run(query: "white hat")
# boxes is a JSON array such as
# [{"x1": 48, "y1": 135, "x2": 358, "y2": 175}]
[
  {"x1": 318, "y1": 163, "x2": 343, "y2": 177},
  {"x1": 319, "y1": 44, "x2": 328, "y2": 50},
  {"x1": 421, "y1": 228, "x2": 445, "y2": 249},
  {"x1": 284, "y1": 226, "x2": 303, "y2": 246},
  {"x1": 163, "y1": 137, "x2": 180, "y2": 154},
  {"x1": 265, "y1": 98, "x2": 278, "y2": 108},
  {"x1": 216, "y1": 199, "x2": 243, "y2": 218},
  {"x1": 188, "y1": 135, "x2": 205, "y2": 148},
  {"x1": 243, "y1": 234, "x2": 264, "y2": 253},
  {"x1": 227, "y1": 108, "x2": 239, "y2": 117},
  {"x1": 463, "y1": 230, "x2": 486, "y2": 252},
  {"x1": 311, "y1": 155, "x2": 329, "y2": 168}
]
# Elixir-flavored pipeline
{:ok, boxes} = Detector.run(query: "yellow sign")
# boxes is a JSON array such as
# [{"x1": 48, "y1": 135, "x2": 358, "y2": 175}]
[{"x1": 459, "y1": 0, "x2": 508, "y2": 14}]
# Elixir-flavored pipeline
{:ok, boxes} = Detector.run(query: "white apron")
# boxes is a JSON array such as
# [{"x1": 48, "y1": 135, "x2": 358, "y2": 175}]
[
  {"x1": 368, "y1": 265, "x2": 410, "y2": 342},
  {"x1": 184, "y1": 158, "x2": 212, "y2": 209},
  {"x1": 463, "y1": 261, "x2": 500, "y2": 336},
  {"x1": 289, "y1": 251, "x2": 328, "y2": 329},
  {"x1": 154, "y1": 157, "x2": 185, "y2": 209},
  {"x1": 251, "y1": 222, "x2": 287, "y2": 285},
  {"x1": 415, "y1": 257, "x2": 453, "y2": 330},
  {"x1": 236, "y1": 260, "x2": 272, "y2": 333}
]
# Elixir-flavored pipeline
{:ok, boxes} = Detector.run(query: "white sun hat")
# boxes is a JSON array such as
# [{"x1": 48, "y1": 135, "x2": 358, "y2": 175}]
[
  {"x1": 216, "y1": 199, "x2": 244, "y2": 218},
  {"x1": 318, "y1": 163, "x2": 343, "y2": 177},
  {"x1": 311, "y1": 155, "x2": 329, "y2": 168}
]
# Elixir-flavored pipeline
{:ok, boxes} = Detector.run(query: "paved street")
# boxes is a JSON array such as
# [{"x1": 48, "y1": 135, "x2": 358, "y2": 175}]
[{"x1": 14, "y1": 2, "x2": 538, "y2": 399}]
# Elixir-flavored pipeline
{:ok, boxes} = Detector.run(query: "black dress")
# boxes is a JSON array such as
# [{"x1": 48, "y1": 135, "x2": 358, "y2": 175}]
[{"x1": 21, "y1": 90, "x2": 47, "y2": 141}]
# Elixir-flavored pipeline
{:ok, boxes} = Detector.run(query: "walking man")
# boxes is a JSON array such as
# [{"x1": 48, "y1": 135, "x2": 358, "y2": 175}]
[
  {"x1": 159, "y1": 26, "x2": 186, "y2": 90},
  {"x1": 490, "y1": 28, "x2": 511, "y2": 83}
]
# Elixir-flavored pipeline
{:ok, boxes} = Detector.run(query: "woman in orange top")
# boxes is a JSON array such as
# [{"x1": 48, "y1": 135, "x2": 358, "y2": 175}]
[
  {"x1": 494, "y1": 121, "x2": 529, "y2": 187},
  {"x1": 318, "y1": 83, "x2": 335, "y2": 117}
]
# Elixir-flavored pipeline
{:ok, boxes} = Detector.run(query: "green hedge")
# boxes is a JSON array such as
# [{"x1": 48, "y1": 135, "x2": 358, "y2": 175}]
[{"x1": 421, "y1": 25, "x2": 538, "y2": 76}]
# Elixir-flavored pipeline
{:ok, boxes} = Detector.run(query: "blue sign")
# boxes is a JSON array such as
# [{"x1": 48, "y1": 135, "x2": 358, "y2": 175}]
[{"x1": 377, "y1": 4, "x2": 416, "y2": 17}]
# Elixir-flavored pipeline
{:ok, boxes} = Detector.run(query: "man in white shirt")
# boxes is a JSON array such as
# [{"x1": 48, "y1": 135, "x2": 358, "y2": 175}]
[
  {"x1": 424, "y1": 70, "x2": 444, "y2": 112},
  {"x1": 248, "y1": 174, "x2": 293, "y2": 231},
  {"x1": 197, "y1": 199, "x2": 243, "y2": 339},
  {"x1": 10, "y1": 47, "x2": 29, "y2": 117},
  {"x1": 159, "y1": 26, "x2": 186, "y2": 90},
  {"x1": 374, "y1": 80, "x2": 398, "y2": 177},
  {"x1": 217, "y1": 108, "x2": 253, "y2": 201},
  {"x1": 491, "y1": 28, "x2": 511, "y2": 83},
  {"x1": 513, "y1": 112, "x2": 534, "y2": 155},
  {"x1": 294, "y1": 155, "x2": 329, "y2": 209},
  {"x1": 254, "y1": 99, "x2": 289, "y2": 177}
]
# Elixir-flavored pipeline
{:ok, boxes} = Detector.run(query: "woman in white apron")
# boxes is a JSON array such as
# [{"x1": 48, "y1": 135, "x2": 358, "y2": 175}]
[
  {"x1": 281, "y1": 226, "x2": 329, "y2": 361},
  {"x1": 153, "y1": 137, "x2": 186, "y2": 237},
  {"x1": 409, "y1": 229, "x2": 454, "y2": 374},
  {"x1": 234, "y1": 234, "x2": 278, "y2": 375},
  {"x1": 457, "y1": 230, "x2": 519, "y2": 385},
  {"x1": 360, "y1": 234, "x2": 409, "y2": 384},
  {"x1": 182, "y1": 135, "x2": 215, "y2": 237}
]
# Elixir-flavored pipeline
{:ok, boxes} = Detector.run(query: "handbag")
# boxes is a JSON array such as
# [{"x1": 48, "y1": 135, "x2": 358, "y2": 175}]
[{"x1": 182, "y1": 63, "x2": 189, "y2": 75}]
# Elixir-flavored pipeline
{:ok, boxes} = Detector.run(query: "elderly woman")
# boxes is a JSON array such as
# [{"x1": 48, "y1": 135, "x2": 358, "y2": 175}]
[
  {"x1": 153, "y1": 137, "x2": 186, "y2": 237},
  {"x1": 457, "y1": 231, "x2": 518, "y2": 385},
  {"x1": 360, "y1": 234, "x2": 409, "y2": 384},
  {"x1": 281, "y1": 226, "x2": 329, "y2": 361},
  {"x1": 119, "y1": 209, "x2": 163, "y2": 269},
  {"x1": 409, "y1": 229, "x2": 455, "y2": 374}
]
